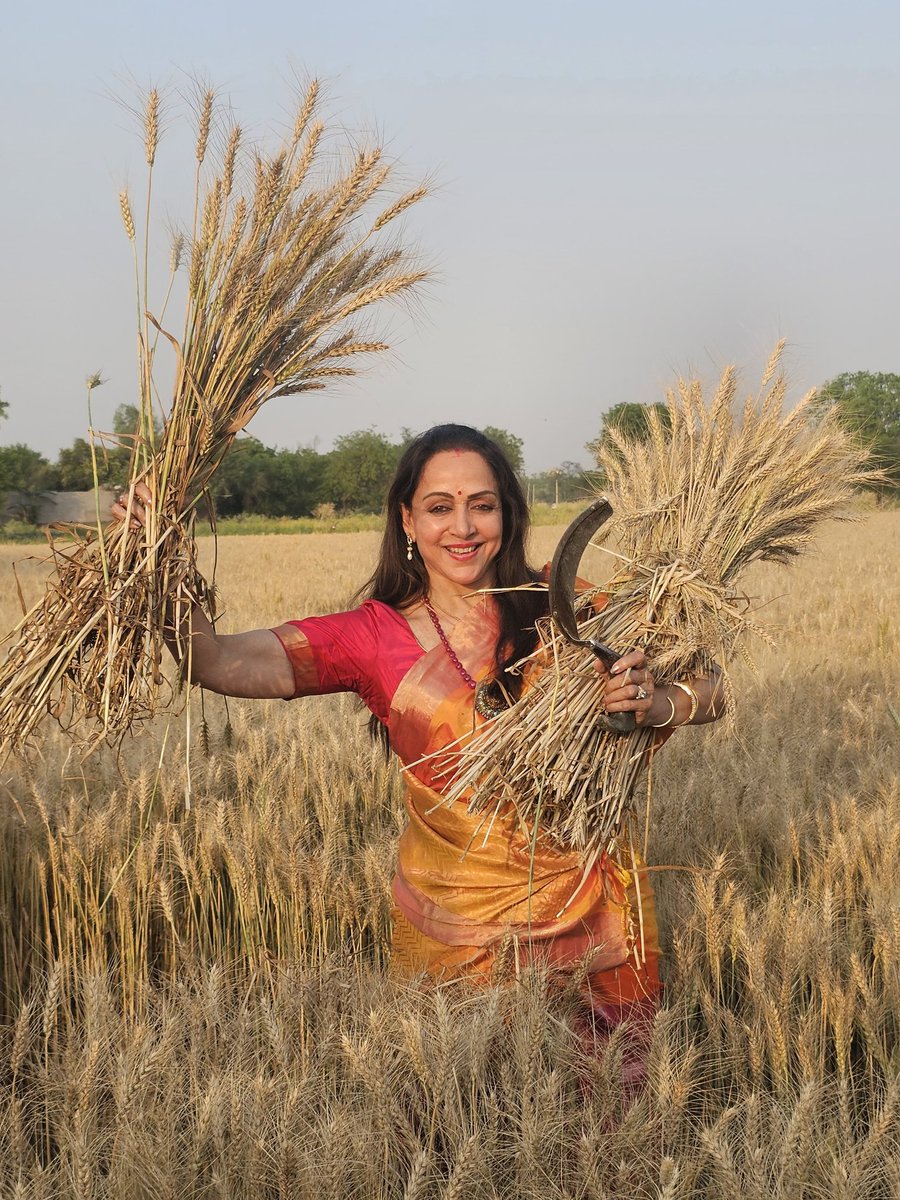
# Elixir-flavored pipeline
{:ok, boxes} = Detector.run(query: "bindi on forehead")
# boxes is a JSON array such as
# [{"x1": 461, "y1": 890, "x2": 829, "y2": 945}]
[{"x1": 457, "y1": 489, "x2": 462, "y2": 495}]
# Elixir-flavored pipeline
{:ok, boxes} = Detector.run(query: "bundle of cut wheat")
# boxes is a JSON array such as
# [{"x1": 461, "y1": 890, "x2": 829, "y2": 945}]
[
  {"x1": 0, "y1": 82, "x2": 427, "y2": 757},
  {"x1": 444, "y1": 346, "x2": 873, "y2": 861}
]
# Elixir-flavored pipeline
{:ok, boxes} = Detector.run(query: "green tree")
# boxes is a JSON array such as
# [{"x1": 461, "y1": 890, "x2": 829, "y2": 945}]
[
  {"x1": 51, "y1": 405, "x2": 161, "y2": 492},
  {"x1": 0, "y1": 444, "x2": 53, "y2": 492},
  {"x1": 105, "y1": 403, "x2": 165, "y2": 482},
  {"x1": 210, "y1": 439, "x2": 327, "y2": 517},
  {"x1": 0, "y1": 444, "x2": 54, "y2": 521},
  {"x1": 112, "y1": 403, "x2": 163, "y2": 443},
  {"x1": 55, "y1": 438, "x2": 115, "y2": 490},
  {"x1": 817, "y1": 371, "x2": 900, "y2": 500},
  {"x1": 586, "y1": 402, "x2": 671, "y2": 467},
  {"x1": 279, "y1": 446, "x2": 328, "y2": 516},
  {"x1": 324, "y1": 430, "x2": 401, "y2": 512},
  {"x1": 211, "y1": 440, "x2": 277, "y2": 516},
  {"x1": 481, "y1": 426, "x2": 524, "y2": 475}
]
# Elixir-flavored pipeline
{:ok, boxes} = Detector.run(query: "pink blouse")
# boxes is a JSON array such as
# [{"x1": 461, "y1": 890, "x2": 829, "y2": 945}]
[{"x1": 271, "y1": 600, "x2": 426, "y2": 724}]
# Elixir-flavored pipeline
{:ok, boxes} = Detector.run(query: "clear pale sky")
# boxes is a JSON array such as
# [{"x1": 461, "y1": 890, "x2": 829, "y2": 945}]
[{"x1": 2, "y1": 1, "x2": 898, "y2": 472}]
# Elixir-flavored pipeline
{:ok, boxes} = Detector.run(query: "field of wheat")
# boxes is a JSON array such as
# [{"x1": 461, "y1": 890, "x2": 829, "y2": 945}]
[{"x1": 0, "y1": 511, "x2": 897, "y2": 1199}]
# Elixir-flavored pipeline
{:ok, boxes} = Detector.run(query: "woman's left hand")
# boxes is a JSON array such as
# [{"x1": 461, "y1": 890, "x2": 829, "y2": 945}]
[{"x1": 595, "y1": 649, "x2": 656, "y2": 726}]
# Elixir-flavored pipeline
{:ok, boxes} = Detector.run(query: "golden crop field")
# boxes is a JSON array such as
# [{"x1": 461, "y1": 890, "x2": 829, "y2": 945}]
[{"x1": 0, "y1": 511, "x2": 898, "y2": 1198}]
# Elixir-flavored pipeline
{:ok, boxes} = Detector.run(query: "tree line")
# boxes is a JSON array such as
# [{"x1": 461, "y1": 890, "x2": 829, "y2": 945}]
[
  {"x1": 1, "y1": 371, "x2": 897, "y2": 523},
  {"x1": 0, "y1": 407, "x2": 591, "y2": 522}
]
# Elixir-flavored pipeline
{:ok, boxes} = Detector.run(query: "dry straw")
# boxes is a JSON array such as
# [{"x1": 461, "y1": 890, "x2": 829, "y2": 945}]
[
  {"x1": 0, "y1": 80, "x2": 428, "y2": 758},
  {"x1": 445, "y1": 345, "x2": 873, "y2": 861}
]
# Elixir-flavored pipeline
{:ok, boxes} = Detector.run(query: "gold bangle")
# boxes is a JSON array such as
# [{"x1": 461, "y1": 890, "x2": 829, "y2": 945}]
[
  {"x1": 672, "y1": 680, "x2": 700, "y2": 724},
  {"x1": 650, "y1": 696, "x2": 677, "y2": 728}
]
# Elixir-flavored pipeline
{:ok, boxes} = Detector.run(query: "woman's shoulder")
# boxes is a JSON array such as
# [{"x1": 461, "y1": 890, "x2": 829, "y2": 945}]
[
  {"x1": 273, "y1": 599, "x2": 420, "y2": 718},
  {"x1": 357, "y1": 597, "x2": 406, "y2": 622},
  {"x1": 290, "y1": 600, "x2": 417, "y2": 657}
]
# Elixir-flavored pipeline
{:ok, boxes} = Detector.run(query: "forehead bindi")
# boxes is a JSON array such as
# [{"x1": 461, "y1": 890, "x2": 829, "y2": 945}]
[{"x1": 415, "y1": 450, "x2": 498, "y2": 500}]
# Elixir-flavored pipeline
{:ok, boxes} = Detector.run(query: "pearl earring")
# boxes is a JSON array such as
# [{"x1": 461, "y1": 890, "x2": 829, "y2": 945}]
[{"x1": 406, "y1": 534, "x2": 414, "y2": 562}]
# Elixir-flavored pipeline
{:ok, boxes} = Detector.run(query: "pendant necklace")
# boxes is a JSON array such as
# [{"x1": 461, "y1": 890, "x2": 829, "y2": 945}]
[{"x1": 422, "y1": 597, "x2": 508, "y2": 719}]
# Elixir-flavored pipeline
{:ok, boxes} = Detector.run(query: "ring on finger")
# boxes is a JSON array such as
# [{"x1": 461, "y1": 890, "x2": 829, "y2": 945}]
[{"x1": 636, "y1": 685, "x2": 648, "y2": 700}]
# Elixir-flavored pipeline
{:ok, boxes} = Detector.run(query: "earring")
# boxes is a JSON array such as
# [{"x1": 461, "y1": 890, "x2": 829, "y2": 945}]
[{"x1": 406, "y1": 534, "x2": 414, "y2": 562}]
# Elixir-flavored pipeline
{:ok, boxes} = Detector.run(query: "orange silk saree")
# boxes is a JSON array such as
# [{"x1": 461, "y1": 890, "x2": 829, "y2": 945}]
[
  {"x1": 274, "y1": 594, "x2": 661, "y2": 1033},
  {"x1": 385, "y1": 596, "x2": 660, "y2": 1024}
]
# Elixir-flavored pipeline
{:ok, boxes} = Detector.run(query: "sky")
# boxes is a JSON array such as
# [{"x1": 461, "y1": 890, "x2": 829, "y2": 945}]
[{"x1": 2, "y1": 0, "x2": 899, "y2": 473}]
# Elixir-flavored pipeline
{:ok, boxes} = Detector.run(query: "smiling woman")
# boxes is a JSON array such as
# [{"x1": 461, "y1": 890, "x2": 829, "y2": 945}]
[{"x1": 113, "y1": 422, "x2": 722, "y2": 1088}]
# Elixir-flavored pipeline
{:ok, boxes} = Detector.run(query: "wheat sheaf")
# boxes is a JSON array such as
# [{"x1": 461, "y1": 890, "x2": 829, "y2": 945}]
[
  {"x1": 0, "y1": 81, "x2": 428, "y2": 758},
  {"x1": 445, "y1": 346, "x2": 873, "y2": 862}
]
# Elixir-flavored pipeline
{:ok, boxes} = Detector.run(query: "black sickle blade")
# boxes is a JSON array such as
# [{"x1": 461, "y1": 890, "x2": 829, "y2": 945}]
[
  {"x1": 549, "y1": 498, "x2": 613, "y2": 650},
  {"x1": 548, "y1": 498, "x2": 636, "y2": 735}
]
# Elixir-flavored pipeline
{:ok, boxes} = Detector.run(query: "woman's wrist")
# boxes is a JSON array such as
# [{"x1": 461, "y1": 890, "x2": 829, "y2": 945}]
[
  {"x1": 648, "y1": 682, "x2": 697, "y2": 728},
  {"x1": 648, "y1": 693, "x2": 677, "y2": 727},
  {"x1": 671, "y1": 680, "x2": 700, "y2": 723},
  {"x1": 651, "y1": 674, "x2": 722, "y2": 728},
  {"x1": 648, "y1": 685, "x2": 684, "y2": 727}
]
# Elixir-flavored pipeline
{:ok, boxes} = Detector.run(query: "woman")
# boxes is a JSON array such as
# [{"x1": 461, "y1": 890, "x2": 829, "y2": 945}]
[{"x1": 117, "y1": 424, "x2": 720, "y2": 1064}]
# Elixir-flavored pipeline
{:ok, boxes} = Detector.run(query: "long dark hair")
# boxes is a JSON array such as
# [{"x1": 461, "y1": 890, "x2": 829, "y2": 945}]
[{"x1": 357, "y1": 424, "x2": 547, "y2": 739}]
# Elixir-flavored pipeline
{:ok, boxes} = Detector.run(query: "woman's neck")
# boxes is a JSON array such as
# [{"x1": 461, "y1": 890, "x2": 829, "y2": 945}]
[{"x1": 424, "y1": 579, "x2": 491, "y2": 623}]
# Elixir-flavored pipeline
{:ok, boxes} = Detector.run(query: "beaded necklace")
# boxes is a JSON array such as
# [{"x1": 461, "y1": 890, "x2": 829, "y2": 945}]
[
  {"x1": 422, "y1": 597, "x2": 476, "y2": 689},
  {"x1": 421, "y1": 597, "x2": 507, "y2": 719}
]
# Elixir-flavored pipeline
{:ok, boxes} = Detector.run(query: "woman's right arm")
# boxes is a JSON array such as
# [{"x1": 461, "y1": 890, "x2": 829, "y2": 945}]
[
  {"x1": 112, "y1": 487, "x2": 295, "y2": 701},
  {"x1": 175, "y1": 610, "x2": 296, "y2": 699}
]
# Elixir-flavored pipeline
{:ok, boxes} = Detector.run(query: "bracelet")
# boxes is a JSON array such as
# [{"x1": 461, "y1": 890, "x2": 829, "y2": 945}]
[
  {"x1": 672, "y1": 680, "x2": 700, "y2": 724},
  {"x1": 650, "y1": 696, "x2": 677, "y2": 728}
]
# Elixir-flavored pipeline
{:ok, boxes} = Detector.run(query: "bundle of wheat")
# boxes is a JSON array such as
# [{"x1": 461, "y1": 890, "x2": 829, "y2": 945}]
[
  {"x1": 0, "y1": 82, "x2": 427, "y2": 757},
  {"x1": 444, "y1": 346, "x2": 873, "y2": 861}
]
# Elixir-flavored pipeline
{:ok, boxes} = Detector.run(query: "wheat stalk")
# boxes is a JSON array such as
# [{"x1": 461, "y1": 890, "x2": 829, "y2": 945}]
[
  {"x1": 443, "y1": 349, "x2": 874, "y2": 861},
  {"x1": 0, "y1": 80, "x2": 428, "y2": 757}
]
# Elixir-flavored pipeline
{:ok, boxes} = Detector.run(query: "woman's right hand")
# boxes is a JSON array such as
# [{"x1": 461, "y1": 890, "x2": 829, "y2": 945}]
[
  {"x1": 110, "y1": 481, "x2": 295, "y2": 701},
  {"x1": 111, "y1": 481, "x2": 152, "y2": 529}
]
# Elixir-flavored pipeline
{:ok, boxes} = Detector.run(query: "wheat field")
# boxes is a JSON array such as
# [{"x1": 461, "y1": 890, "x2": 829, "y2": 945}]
[{"x1": 0, "y1": 511, "x2": 898, "y2": 1198}]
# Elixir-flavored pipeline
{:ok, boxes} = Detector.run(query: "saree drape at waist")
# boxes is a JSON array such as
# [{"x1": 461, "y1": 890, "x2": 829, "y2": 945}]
[{"x1": 393, "y1": 770, "x2": 633, "y2": 971}]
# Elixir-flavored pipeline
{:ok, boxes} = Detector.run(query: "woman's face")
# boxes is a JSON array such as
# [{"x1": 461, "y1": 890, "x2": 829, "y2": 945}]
[{"x1": 401, "y1": 450, "x2": 503, "y2": 596}]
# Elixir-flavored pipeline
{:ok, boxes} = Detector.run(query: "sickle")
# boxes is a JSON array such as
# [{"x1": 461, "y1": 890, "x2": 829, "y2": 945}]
[{"x1": 549, "y1": 498, "x2": 636, "y2": 735}]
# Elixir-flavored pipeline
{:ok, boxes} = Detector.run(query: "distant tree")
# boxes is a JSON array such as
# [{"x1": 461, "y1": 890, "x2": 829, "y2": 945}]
[
  {"x1": 0, "y1": 444, "x2": 53, "y2": 492},
  {"x1": 559, "y1": 459, "x2": 586, "y2": 482},
  {"x1": 279, "y1": 446, "x2": 328, "y2": 516},
  {"x1": 210, "y1": 440, "x2": 271, "y2": 517},
  {"x1": 481, "y1": 426, "x2": 524, "y2": 475},
  {"x1": 210, "y1": 439, "x2": 327, "y2": 518},
  {"x1": 0, "y1": 444, "x2": 54, "y2": 521},
  {"x1": 50, "y1": 405, "x2": 162, "y2": 493},
  {"x1": 586, "y1": 402, "x2": 671, "y2": 467},
  {"x1": 0, "y1": 400, "x2": 47, "y2": 518},
  {"x1": 324, "y1": 430, "x2": 401, "y2": 512},
  {"x1": 817, "y1": 371, "x2": 900, "y2": 500},
  {"x1": 103, "y1": 403, "x2": 165, "y2": 481},
  {"x1": 55, "y1": 437, "x2": 122, "y2": 491},
  {"x1": 112, "y1": 403, "x2": 163, "y2": 443}
]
